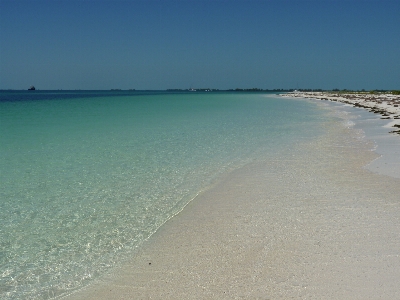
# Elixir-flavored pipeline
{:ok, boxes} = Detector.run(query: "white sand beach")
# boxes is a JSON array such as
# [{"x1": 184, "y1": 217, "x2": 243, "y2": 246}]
[
  {"x1": 65, "y1": 100, "x2": 400, "y2": 300},
  {"x1": 281, "y1": 92, "x2": 400, "y2": 134}
]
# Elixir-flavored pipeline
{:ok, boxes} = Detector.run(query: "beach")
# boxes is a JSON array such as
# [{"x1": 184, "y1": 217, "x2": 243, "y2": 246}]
[
  {"x1": 281, "y1": 92, "x2": 400, "y2": 134},
  {"x1": 1, "y1": 91, "x2": 328, "y2": 299},
  {"x1": 65, "y1": 98, "x2": 400, "y2": 299},
  {"x1": 3, "y1": 0, "x2": 399, "y2": 298}
]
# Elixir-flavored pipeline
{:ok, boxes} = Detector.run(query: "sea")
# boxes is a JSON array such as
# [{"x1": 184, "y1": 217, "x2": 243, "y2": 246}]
[{"x1": 0, "y1": 90, "x2": 365, "y2": 299}]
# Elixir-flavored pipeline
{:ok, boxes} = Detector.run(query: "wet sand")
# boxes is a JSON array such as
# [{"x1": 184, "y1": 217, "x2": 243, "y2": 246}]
[
  {"x1": 281, "y1": 92, "x2": 400, "y2": 135},
  {"x1": 65, "y1": 106, "x2": 400, "y2": 299}
]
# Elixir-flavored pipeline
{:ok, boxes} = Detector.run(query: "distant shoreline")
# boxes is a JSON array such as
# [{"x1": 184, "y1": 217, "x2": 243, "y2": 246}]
[
  {"x1": 65, "y1": 93, "x2": 400, "y2": 299},
  {"x1": 0, "y1": 88, "x2": 291, "y2": 92},
  {"x1": 281, "y1": 91, "x2": 400, "y2": 135},
  {"x1": 2, "y1": 88, "x2": 399, "y2": 94}
]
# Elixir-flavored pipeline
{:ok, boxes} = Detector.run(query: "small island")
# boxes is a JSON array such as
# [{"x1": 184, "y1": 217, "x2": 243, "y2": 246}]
[{"x1": 28, "y1": 86, "x2": 36, "y2": 90}]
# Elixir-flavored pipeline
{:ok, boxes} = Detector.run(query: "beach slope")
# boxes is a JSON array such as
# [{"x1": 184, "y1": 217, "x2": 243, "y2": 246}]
[{"x1": 65, "y1": 110, "x2": 400, "y2": 299}]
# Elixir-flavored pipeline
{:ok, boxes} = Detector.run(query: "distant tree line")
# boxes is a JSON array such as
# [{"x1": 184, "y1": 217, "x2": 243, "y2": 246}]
[
  {"x1": 164, "y1": 88, "x2": 400, "y2": 94},
  {"x1": 229, "y1": 88, "x2": 289, "y2": 92},
  {"x1": 330, "y1": 89, "x2": 400, "y2": 94}
]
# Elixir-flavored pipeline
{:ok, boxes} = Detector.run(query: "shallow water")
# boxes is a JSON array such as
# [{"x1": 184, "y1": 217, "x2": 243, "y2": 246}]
[
  {"x1": 64, "y1": 95, "x2": 400, "y2": 300},
  {"x1": 319, "y1": 101, "x2": 400, "y2": 179},
  {"x1": 0, "y1": 91, "x2": 325, "y2": 299}
]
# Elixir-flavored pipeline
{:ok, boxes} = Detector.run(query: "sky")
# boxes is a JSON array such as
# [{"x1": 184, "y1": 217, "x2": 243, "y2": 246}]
[{"x1": 0, "y1": 0, "x2": 399, "y2": 90}]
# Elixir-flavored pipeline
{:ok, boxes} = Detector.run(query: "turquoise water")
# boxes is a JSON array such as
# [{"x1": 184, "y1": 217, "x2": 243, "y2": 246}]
[{"x1": 0, "y1": 91, "x2": 324, "y2": 299}]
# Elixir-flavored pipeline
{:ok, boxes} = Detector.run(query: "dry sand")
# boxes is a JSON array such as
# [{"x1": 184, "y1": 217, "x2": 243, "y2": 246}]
[
  {"x1": 281, "y1": 92, "x2": 400, "y2": 135},
  {"x1": 64, "y1": 106, "x2": 400, "y2": 299}
]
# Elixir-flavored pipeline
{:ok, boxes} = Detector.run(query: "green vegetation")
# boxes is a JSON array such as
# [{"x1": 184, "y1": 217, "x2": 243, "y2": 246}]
[
  {"x1": 162, "y1": 88, "x2": 399, "y2": 94},
  {"x1": 326, "y1": 89, "x2": 400, "y2": 95}
]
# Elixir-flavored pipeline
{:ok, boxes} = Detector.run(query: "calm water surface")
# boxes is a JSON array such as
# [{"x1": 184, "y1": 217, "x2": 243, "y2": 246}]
[{"x1": 0, "y1": 91, "x2": 324, "y2": 299}]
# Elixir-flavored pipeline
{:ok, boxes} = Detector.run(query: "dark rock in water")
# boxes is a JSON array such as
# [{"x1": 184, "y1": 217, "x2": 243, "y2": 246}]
[{"x1": 28, "y1": 86, "x2": 36, "y2": 90}]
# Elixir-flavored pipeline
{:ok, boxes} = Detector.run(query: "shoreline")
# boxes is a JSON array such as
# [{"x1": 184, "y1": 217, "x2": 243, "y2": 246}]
[
  {"x1": 280, "y1": 92, "x2": 400, "y2": 134},
  {"x1": 281, "y1": 92, "x2": 400, "y2": 179},
  {"x1": 65, "y1": 100, "x2": 400, "y2": 299}
]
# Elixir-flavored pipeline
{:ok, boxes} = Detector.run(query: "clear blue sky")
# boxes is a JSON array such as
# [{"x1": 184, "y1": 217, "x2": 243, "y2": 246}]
[{"x1": 0, "y1": 0, "x2": 399, "y2": 90}]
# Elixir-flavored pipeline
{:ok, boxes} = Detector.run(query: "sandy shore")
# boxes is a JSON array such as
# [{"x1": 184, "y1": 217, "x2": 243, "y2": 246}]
[
  {"x1": 64, "y1": 104, "x2": 400, "y2": 299},
  {"x1": 281, "y1": 92, "x2": 400, "y2": 135}
]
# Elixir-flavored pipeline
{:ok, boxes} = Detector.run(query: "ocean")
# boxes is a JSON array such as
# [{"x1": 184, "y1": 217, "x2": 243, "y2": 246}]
[{"x1": 0, "y1": 90, "x2": 327, "y2": 299}]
